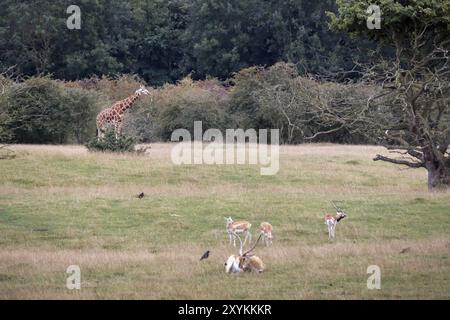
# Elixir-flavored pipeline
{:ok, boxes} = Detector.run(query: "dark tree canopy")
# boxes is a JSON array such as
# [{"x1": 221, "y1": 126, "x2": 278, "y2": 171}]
[{"x1": 0, "y1": 0, "x2": 371, "y2": 84}]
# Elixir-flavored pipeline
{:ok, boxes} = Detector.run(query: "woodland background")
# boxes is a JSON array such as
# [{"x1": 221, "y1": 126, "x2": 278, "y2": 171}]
[{"x1": 0, "y1": 0, "x2": 376, "y2": 144}]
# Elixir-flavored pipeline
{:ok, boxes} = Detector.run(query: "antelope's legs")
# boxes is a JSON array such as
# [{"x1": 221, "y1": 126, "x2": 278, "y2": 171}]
[{"x1": 326, "y1": 220, "x2": 334, "y2": 241}]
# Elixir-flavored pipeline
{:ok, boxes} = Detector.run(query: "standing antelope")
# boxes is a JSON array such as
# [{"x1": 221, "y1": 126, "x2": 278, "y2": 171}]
[
  {"x1": 226, "y1": 217, "x2": 252, "y2": 247},
  {"x1": 260, "y1": 222, "x2": 273, "y2": 246},
  {"x1": 224, "y1": 232, "x2": 265, "y2": 273},
  {"x1": 324, "y1": 202, "x2": 348, "y2": 241}
]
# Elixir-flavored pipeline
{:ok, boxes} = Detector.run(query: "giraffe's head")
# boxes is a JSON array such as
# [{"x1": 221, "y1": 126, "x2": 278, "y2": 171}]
[{"x1": 135, "y1": 85, "x2": 150, "y2": 96}]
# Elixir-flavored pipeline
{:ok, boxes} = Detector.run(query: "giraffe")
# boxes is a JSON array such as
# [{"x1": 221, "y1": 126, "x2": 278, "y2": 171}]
[{"x1": 96, "y1": 85, "x2": 150, "y2": 138}]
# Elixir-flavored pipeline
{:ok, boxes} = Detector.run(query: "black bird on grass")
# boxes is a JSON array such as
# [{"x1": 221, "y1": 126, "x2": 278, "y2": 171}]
[
  {"x1": 400, "y1": 247, "x2": 411, "y2": 254},
  {"x1": 200, "y1": 250, "x2": 210, "y2": 261},
  {"x1": 137, "y1": 192, "x2": 144, "y2": 199}
]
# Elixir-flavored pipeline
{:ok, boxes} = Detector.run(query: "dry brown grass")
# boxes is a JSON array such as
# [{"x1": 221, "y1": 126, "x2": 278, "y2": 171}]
[{"x1": 1, "y1": 238, "x2": 449, "y2": 299}]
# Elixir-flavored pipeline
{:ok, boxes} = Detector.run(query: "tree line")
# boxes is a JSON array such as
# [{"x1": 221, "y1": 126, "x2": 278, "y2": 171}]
[{"x1": 0, "y1": 0, "x2": 370, "y2": 85}]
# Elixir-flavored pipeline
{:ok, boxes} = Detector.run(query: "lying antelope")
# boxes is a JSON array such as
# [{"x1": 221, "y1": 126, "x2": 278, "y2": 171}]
[
  {"x1": 225, "y1": 232, "x2": 265, "y2": 273},
  {"x1": 260, "y1": 222, "x2": 273, "y2": 246},
  {"x1": 226, "y1": 217, "x2": 252, "y2": 247},
  {"x1": 324, "y1": 202, "x2": 348, "y2": 241}
]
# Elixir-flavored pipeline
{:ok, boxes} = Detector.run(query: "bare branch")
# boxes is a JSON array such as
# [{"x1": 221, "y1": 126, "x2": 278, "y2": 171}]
[
  {"x1": 303, "y1": 124, "x2": 346, "y2": 140},
  {"x1": 373, "y1": 154, "x2": 424, "y2": 168}
]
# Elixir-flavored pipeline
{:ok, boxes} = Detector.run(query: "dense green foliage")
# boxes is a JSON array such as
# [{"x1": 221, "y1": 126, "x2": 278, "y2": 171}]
[
  {"x1": 0, "y1": 77, "x2": 99, "y2": 144},
  {"x1": 0, "y1": 0, "x2": 370, "y2": 84},
  {"x1": 328, "y1": 0, "x2": 450, "y2": 45}
]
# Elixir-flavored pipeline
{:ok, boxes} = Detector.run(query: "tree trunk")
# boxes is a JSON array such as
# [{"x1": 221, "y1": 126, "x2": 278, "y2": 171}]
[{"x1": 426, "y1": 161, "x2": 450, "y2": 191}]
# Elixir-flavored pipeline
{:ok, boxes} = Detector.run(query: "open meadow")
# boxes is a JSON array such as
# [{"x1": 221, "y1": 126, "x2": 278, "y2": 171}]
[{"x1": 0, "y1": 143, "x2": 449, "y2": 299}]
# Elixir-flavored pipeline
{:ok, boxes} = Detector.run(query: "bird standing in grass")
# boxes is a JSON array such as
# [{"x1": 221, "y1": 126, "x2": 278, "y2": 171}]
[
  {"x1": 137, "y1": 192, "x2": 144, "y2": 199},
  {"x1": 200, "y1": 250, "x2": 210, "y2": 261},
  {"x1": 400, "y1": 247, "x2": 411, "y2": 254}
]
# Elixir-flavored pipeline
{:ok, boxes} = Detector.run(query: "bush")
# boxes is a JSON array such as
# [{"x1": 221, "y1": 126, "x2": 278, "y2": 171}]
[
  {"x1": 0, "y1": 76, "x2": 100, "y2": 144},
  {"x1": 125, "y1": 76, "x2": 231, "y2": 142},
  {"x1": 228, "y1": 62, "x2": 375, "y2": 144},
  {"x1": 61, "y1": 87, "x2": 101, "y2": 143},
  {"x1": 1, "y1": 77, "x2": 67, "y2": 143},
  {"x1": 0, "y1": 69, "x2": 378, "y2": 146},
  {"x1": 228, "y1": 64, "x2": 300, "y2": 142},
  {"x1": 85, "y1": 129, "x2": 136, "y2": 153}
]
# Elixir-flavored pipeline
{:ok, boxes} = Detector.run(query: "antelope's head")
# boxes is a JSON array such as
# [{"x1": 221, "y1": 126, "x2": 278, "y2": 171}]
[
  {"x1": 331, "y1": 201, "x2": 348, "y2": 222},
  {"x1": 225, "y1": 217, "x2": 233, "y2": 227},
  {"x1": 336, "y1": 210, "x2": 347, "y2": 222}
]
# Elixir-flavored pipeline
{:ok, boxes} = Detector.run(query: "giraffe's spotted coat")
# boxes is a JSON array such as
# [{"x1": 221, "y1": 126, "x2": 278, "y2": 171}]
[{"x1": 96, "y1": 86, "x2": 150, "y2": 137}]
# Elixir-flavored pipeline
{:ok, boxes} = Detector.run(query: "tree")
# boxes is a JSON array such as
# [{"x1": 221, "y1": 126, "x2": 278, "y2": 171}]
[
  {"x1": 228, "y1": 62, "x2": 373, "y2": 144},
  {"x1": 327, "y1": 0, "x2": 450, "y2": 191},
  {"x1": 131, "y1": 0, "x2": 190, "y2": 84},
  {"x1": 183, "y1": 0, "x2": 277, "y2": 79}
]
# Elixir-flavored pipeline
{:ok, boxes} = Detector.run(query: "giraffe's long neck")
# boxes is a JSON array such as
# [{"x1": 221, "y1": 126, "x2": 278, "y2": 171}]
[{"x1": 114, "y1": 93, "x2": 140, "y2": 114}]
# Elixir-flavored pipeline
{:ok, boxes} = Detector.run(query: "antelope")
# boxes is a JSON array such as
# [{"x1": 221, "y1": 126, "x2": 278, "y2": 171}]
[
  {"x1": 224, "y1": 232, "x2": 265, "y2": 273},
  {"x1": 324, "y1": 202, "x2": 348, "y2": 241},
  {"x1": 225, "y1": 217, "x2": 252, "y2": 247},
  {"x1": 260, "y1": 222, "x2": 273, "y2": 246}
]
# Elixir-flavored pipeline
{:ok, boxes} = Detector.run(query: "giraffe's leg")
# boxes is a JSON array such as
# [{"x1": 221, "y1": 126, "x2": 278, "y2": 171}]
[
  {"x1": 117, "y1": 115, "x2": 125, "y2": 137},
  {"x1": 113, "y1": 122, "x2": 121, "y2": 139},
  {"x1": 113, "y1": 118, "x2": 124, "y2": 139},
  {"x1": 97, "y1": 127, "x2": 105, "y2": 139}
]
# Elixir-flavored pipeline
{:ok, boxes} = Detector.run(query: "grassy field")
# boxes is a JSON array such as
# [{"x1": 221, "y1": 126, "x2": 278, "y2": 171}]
[{"x1": 0, "y1": 143, "x2": 449, "y2": 299}]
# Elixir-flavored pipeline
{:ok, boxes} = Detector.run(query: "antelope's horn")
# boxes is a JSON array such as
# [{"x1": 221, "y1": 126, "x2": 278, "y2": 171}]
[
  {"x1": 331, "y1": 201, "x2": 340, "y2": 211},
  {"x1": 243, "y1": 233, "x2": 262, "y2": 257},
  {"x1": 232, "y1": 231, "x2": 244, "y2": 256}
]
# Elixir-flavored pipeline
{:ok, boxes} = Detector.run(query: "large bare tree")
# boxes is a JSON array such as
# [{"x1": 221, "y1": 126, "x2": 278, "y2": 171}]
[{"x1": 325, "y1": 0, "x2": 450, "y2": 191}]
